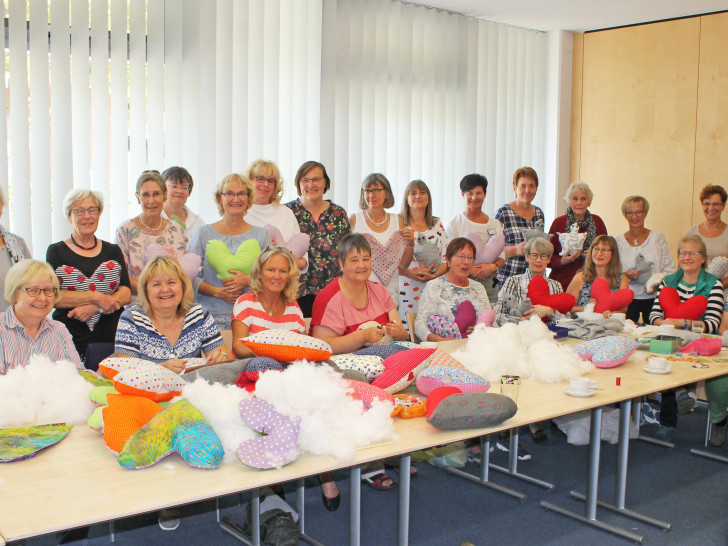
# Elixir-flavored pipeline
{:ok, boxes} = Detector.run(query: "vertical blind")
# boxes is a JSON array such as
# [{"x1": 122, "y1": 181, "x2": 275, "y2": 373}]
[{"x1": 1, "y1": 0, "x2": 546, "y2": 256}]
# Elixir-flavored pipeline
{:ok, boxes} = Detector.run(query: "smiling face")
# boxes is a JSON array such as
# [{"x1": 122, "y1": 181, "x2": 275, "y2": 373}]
[
  {"x1": 702, "y1": 193, "x2": 726, "y2": 223},
  {"x1": 624, "y1": 201, "x2": 646, "y2": 229},
  {"x1": 299, "y1": 166, "x2": 326, "y2": 203},
  {"x1": 251, "y1": 168, "x2": 278, "y2": 205},
  {"x1": 339, "y1": 248, "x2": 372, "y2": 283},
  {"x1": 219, "y1": 180, "x2": 250, "y2": 218},
  {"x1": 363, "y1": 183, "x2": 386, "y2": 210},
  {"x1": 526, "y1": 249, "x2": 550, "y2": 275},
  {"x1": 570, "y1": 189, "x2": 590, "y2": 217},
  {"x1": 407, "y1": 186, "x2": 429, "y2": 211},
  {"x1": 259, "y1": 254, "x2": 290, "y2": 297},
  {"x1": 462, "y1": 186, "x2": 485, "y2": 214},
  {"x1": 146, "y1": 271, "x2": 183, "y2": 314},
  {"x1": 678, "y1": 241, "x2": 706, "y2": 275},
  {"x1": 514, "y1": 176, "x2": 538, "y2": 205},
  {"x1": 14, "y1": 279, "x2": 57, "y2": 325},
  {"x1": 165, "y1": 179, "x2": 190, "y2": 207},
  {"x1": 68, "y1": 196, "x2": 101, "y2": 238},
  {"x1": 590, "y1": 242, "x2": 614, "y2": 267},
  {"x1": 137, "y1": 180, "x2": 165, "y2": 218}
]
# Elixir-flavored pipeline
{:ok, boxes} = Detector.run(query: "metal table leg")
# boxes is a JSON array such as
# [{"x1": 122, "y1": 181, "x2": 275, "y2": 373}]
[
  {"x1": 349, "y1": 466, "x2": 361, "y2": 546},
  {"x1": 297, "y1": 479, "x2": 328, "y2": 546},
  {"x1": 220, "y1": 488, "x2": 260, "y2": 546},
  {"x1": 398, "y1": 453, "x2": 411, "y2": 546},
  {"x1": 488, "y1": 428, "x2": 555, "y2": 490}
]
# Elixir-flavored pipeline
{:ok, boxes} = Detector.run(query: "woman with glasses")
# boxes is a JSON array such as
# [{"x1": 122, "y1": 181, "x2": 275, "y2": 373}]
[
  {"x1": 547, "y1": 181, "x2": 607, "y2": 291},
  {"x1": 285, "y1": 161, "x2": 350, "y2": 317},
  {"x1": 686, "y1": 184, "x2": 728, "y2": 286},
  {"x1": 615, "y1": 196, "x2": 675, "y2": 324},
  {"x1": 350, "y1": 173, "x2": 413, "y2": 306},
  {"x1": 493, "y1": 237, "x2": 568, "y2": 326},
  {"x1": 0, "y1": 186, "x2": 31, "y2": 313},
  {"x1": 243, "y1": 159, "x2": 308, "y2": 273},
  {"x1": 414, "y1": 238, "x2": 490, "y2": 343},
  {"x1": 0, "y1": 259, "x2": 81, "y2": 374},
  {"x1": 162, "y1": 166, "x2": 206, "y2": 243},
  {"x1": 46, "y1": 189, "x2": 131, "y2": 362},
  {"x1": 115, "y1": 170, "x2": 187, "y2": 294},
  {"x1": 188, "y1": 173, "x2": 270, "y2": 330},
  {"x1": 566, "y1": 235, "x2": 630, "y2": 313}
]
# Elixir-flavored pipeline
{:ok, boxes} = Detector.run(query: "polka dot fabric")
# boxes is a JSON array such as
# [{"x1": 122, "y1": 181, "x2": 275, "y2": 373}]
[
  {"x1": 330, "y1": 354, "x2": 385, "y2": 381},
  {"x1": 112, "y1": 360, "x2": 186, "y2": 402},
  {"x1": 573, "y1": 336, "x2": 641, "y2": 368},
  {"x1": 236, "y1": 398, "x2": 301, "y2": 469},
  {"x1": 354, "y1": 344, "x2": 409, "y2": 359},
  {"x1": 343, "y1": 379, "x2": 396, "y2": 410},
  {"x1": 241, "y1": 357, "x2": 284, "y2": 382},
  {"x1": 371, "y1": 347, "x2": 437, "y2": 394},
  {"x1": 416, "y1": 365, "x2": 491, "y2": 396},
  {"x1": 239, "y1": 330, "x2": 333, "y2": 362},
  {"x1": 428, "y1": 349, "x2": 466, "y2": 369},
  {"x1": 98, "y1": 356, "x2": 146, "y2": 380}
]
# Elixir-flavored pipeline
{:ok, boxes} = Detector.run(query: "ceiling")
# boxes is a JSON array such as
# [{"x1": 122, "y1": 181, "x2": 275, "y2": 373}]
[{"x1": 403, "y1": 0, "x2": 728, "y2": 32}]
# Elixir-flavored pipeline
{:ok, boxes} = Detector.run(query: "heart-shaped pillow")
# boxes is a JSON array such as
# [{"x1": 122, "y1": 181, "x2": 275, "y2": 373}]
[
  {"x1": 425, "y1": 386, "x2": 462, "y2": 419},
  {"x1": 361, "y1": 231, "x2": 406, "y2": 286},
  {"x1": 237, "y1": 398, "x2": 300, "y2": 469},
  {"x1": 371, "y1": 347, "x2": 437, "y2": 394},
  {"x1": 54, "y1": 261, "x2": 123, "y2": 330},
  {"x1": 205, "y1": 239, "x2": 261, "y2": 281},
  {"x1": 143, "y1": 243, "x2": 202, "y2": 280},
  {"x1": 236, "y1": 356, "x2": 284, "y2": 385},
  {"x1": 99, "y1": 357, "x2": 186, "y2": 402},
  {"x1": 343, "y1": 378, "x2": 396, "y2": 410},
  {"x1": 117, "y1": 398, "x2": 224, "y2": 469},
  {"x1": 658, "y1": 286, "x2": 708, "y2": 320},
  {"x1": 527, "y1": 274, "x2": 576, "y2": 314},
  {"x1": 681, "y1": 337, "x2": 722, "y2": 356},
  {"x1": 476, "y1": 308, "x2": 495, "y2": 327},
  {"x1": 573, "y1": 336, "x2": 640, "y2": 368},
  {"x1": 416, "y1": 365, "x2": 491, "y2": 396},
  {"x1": 427, "y1": 314, "x2": 462, "y2": 339},
  {"x1": 558, "y1": 223, "x2": 586, "y2": 256},
  {"x1": 100, "y1": 393, "x2": 163, "y2": 454},
  {"x1": 454, "y1": 300, "x2": 477, "y2": 337},
  {"x1": 0, "y1": 424, "x2": 73, "y2": 462},
  {"x1": 466, "y1": 231, "x2": 505, "y2": 265},
  {"x1": 330, "y1": 354, "x2": 385, "y2": 381},
  {"x1": 265, "y1": 224, "x2": 311, "y2": 259},
  {"x1": 707, "y1": 256, "x2": 728, "y2": 280},
  {"x1": 590, "y1": 278, "x2": 634, "y2": 313}
]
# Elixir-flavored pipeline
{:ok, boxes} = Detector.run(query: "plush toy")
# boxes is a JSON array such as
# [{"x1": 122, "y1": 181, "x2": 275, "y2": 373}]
[
  {"x1": 265, "y1": 224, "x2": 310, "y2": 259},
  {"x1": 589, "y1": 278, "x2": 634, "y2": 314},
  {"x1": 658, "y1": 286, "x2": 708, "y2": 320},
  {"x1": 501, "y1": 292, "x2": 533, "y2": 317},
  {"x1": 414, "y1": 233, "x2": 443, "y2": 271},
  {"x1": 526, "y1": 274, "x2": 575, "y2": 314},
  {"x1": 558, "y1": 223, "x2": 586, "y2": 256},
  {"x1": 143, "y1": 243, "x2": 202, "y2": 281},
  {"x1": 521, "y1": 219, "x2": 547, "y2": 241},
  {"x1": 358, "y1": 320, "x2": 393, "y2": 346},
  {"x1": 236, "y1": 398, "x2": 300, "y2": 469},
  {"x1": 466, "y1": 231, "x2": 505, "y2": 265},
  {"x1": 629, "y1": 253, "x2": 653, "y2": 286},
  {"x1": 645, "y1": 271, "x2": 667, "y2": 294},
  {"x1": 361, "y1": 231, "x2": 406, "y2": 285},
  {"x1": 707, "y1": 255, "x2": 728, "y2": 280},
  {"x1": 205, "y1": 239, "x2": 261, "y2": 281},
  {"x1": 54, "y1": 261, "x2": 123, "y2": 330}
]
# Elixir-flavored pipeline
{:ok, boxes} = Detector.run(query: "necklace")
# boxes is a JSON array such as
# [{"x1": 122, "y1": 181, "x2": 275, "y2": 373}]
[
  {"x1": 139, "y1": 214, "x2": 163, "y2": 231},
  {"x1": 630, "y1": 228, "x2": 647, "y2": 246},
  {"x1": 365, "y1": 210, "x2": 388, "y2": 227},
  {"x1": 70, "y1": 234, "x2": 98, "y2": 251}
]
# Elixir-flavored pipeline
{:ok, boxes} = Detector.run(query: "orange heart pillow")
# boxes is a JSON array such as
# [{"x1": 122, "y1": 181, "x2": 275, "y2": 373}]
[
  {"x1": 526, "y1": 275, "x2": 576, "y2": 314},
  {"x1": 658, "y1": 286, "x2": 708, "y2": 320},
  {"x1": 590, "y1": 278, "x2": 634, "y2": 313}
]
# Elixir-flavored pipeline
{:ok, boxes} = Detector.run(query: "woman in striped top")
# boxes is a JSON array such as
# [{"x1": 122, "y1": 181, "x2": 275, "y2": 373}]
[{"x1": 231, "y1": 247, "x2": 306, "y2": 358}]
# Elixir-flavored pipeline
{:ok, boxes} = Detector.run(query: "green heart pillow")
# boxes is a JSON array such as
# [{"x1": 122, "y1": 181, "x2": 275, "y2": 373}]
[{"x1": 205, "y1": 239, "x2": 262, "y2": 281}]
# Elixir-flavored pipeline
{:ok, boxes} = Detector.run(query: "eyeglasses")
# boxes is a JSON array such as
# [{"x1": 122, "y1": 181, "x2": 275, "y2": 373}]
[
  {"x1": 137, "y1": 191, "x2": 164, "y2": 200},
  {"x1": 454, "y1": 254, "x2": 475, "y2": 261},
  {"x1": 222, "y1": 191, "x2": 249, "y2": 199},
  {"x1": 167, "y1": 182, "x2": 190, "y2": 191},
  {"x1": 679, "y1": 250, "x2": 702, "y2": 257},
  {"x1": 363, "y1": 188, "x2": 384, "y2": 195},
  {"x1": 253, "y1": 175, "x2": 277, "y2": 186},
  {"x1": 703, "y1": 201, "x2": 725, "y2": 208},
  {"x1": 624, "y1": 210, "x2": 645, "y2": 217},
  {"x1": 300, "y1": 177, "x2": 324, "y2": 185},
  {"x1": 592, "y1": 247, "x2": 613, "y2": 254},
  {"x1": 22, "y1": 287, "x2": 58, "y2": 297},
  {"x1": 528, "y1": 253, "x2": 550, "y2": 261},
  {"x1": 71, "y1": 207, "x2": 100, "y2": 216}
]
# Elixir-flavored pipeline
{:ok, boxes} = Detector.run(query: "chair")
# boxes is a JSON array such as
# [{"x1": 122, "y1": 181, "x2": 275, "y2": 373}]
[
  {"x1": 83, "y1": 342, "x2": 115, "y2": 372},
  {"x1": 406, "y1": 312, "x2": 417, "y2": 343}
]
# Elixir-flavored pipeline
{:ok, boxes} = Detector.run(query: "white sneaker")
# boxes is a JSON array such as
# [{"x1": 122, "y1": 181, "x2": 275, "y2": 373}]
[{"x1": 158, "y1": 508, "x2": 181, "y2": 531}]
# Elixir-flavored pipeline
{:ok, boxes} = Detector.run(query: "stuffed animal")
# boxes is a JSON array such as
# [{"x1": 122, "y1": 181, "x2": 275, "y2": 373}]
[
  {"x1": 558, "y1": 223, "x2": 586, "y2": 257},
  {"x1": 358, "y1": 320, "x2": 393, "y2": 346},
  {"x1": 629, "y1": 253, "x2": 653, "y2": 286},
  {"x1": 521, "y1": 219, "x2": 547, "y2": 241},
  {"x1": 645, "y1": 271, "x2": 667, "y2": 294},
  {"x1": 414, "y1": 233, "x2": 443, "y2": 271},
  {"x1": 501, "y1": 293, "x2": 533, "y2": 317}
]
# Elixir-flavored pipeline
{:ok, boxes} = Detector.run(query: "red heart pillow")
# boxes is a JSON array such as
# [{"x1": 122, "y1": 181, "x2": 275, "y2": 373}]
[
  {"x1": 526, "y1": 275, "x2": 576, "y2": 314},
  {"x1": 658, "y1": 286, "x2": 708, "y2": 320},
  {"x1": 590, "y1": 278, "x2": 634, "y2": 313}
]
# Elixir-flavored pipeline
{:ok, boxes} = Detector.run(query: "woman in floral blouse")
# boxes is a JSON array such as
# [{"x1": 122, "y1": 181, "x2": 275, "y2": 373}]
[{"x1": 286, "y1": 161, "x2": 350, "y2": 317}]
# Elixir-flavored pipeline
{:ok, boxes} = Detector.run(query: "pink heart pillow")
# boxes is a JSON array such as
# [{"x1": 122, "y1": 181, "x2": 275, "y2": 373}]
[
  {"x1": 590, "y1": 278, "x2": 634, "y2": 314},
  {"x1": 466, "y1": 231, "x2": 505, "y2": 265},
  {"x1": 143, "y1": 243, "x2": 202, "y2": 280},
  {"x1": 362, "y1": 231, "x2": 406, "y2": 285},
  {"x1": 476, "y1": 308, "x2": 495, "y2": 327},
  {"x1": 658, "y1": 286, "x2": 708, "y2": 320},
  {"x1": 527, "y1": 274, "x2": 575, "y2": 314},
  {"x1": 265, "y1": 224, "x2": 311, "y2": 259}
]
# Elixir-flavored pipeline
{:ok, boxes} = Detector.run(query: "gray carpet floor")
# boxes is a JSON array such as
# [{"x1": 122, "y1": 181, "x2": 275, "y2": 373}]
[{"x1": 24, "y1": 404, "x2": 728, "y2": 545}]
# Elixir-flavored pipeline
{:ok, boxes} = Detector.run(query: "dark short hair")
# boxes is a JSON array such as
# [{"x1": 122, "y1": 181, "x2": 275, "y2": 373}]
[
  {"x1": 445, "y1": 237, "x2": 477, "y2": 262},
  {"x1": 294, "y1": 161, "x2": 331, "y2": 196},
  {"x1": 336, "y1": 233, "x2": 372, "y2": 273},
  {"x1": 162, "y1": 166, "x2": 194, "y2": 194},
  {"x1": 459, "y1": 173, "x2": 488, "y2": 194},
  {"x1": 699, "y1": 184, "x2": 727, "y2": 204}
]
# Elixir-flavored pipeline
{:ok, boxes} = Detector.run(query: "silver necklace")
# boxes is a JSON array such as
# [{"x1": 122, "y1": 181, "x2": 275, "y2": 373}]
[
  {"x1": 139, "y1": 214, "x2": 163, "y2": 231},
  {"x1": 365, "y1": 210, "x2": 387, "y2": 227}
]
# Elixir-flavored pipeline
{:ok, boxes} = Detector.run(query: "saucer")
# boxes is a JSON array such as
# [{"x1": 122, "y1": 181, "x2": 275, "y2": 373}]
[
  {"x1": 643, "y1": 364, "x2": 671, "y2": 374},
  {"x1": 564, "y1": 386, "x2": 596, "y2": 397}
]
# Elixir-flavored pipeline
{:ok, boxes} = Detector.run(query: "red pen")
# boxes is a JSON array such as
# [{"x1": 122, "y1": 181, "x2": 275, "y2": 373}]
[{"x1": 616, "y1": 377, "x2": 621, "y2": 386}]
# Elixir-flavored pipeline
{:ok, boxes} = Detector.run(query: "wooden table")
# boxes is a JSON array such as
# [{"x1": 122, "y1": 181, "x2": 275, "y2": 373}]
[{"x1": 1, "y1": 340, "x2": 727, "y2": 545}]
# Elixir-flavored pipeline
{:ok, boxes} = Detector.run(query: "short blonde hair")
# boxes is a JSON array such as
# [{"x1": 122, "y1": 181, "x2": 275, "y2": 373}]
[
  {"x1": 136, "y1": 256, "x2": 194, "y2": 317},
  {"x1": 564, "y1": 181, "x2": 594, "y2": 207},
  {"x1": 248, "y1": 247, "x2": 300, "y2": 303},
  {"x1": 244, "y1": 159, "x2": 283, "y2": 205},
  {"x1": 214, "y1": 173, "x2": 254, "y2": 217},
  {"x1": 677, "y1": 234, "x2": 707, "y2": 261},
  {"x1": 621, "y1": 195, "x2": 650, "y2": 217},
  {"x1": 4, "y1": 259, "x2": 61, "y2": 306},
  {"x1": 63, "y1": 189, "x2": 105, "y2": 218},
  {"x1": 135, "y1": 170, "x2": 167, "y2": 199}
]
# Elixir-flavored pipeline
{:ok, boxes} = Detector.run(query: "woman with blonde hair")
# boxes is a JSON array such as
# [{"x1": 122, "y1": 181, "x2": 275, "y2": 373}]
[{"x1": 188, "y1": 173, "x2": 271, "y2": 330}]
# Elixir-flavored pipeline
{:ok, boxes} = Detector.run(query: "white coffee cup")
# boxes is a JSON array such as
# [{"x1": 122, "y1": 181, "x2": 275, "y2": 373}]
[
  {"x1": 659, "y1": 324, "x2": 675, "y2": 334},
  {"x1": 647, "y1": 357, "x2": 667, "y2": 370},
  {"x1": 610, "y1": 312, "x2": 626, "y2": 322},
  {"x1": 570, "y1": 377, "x2": 597, "y2": 392}
]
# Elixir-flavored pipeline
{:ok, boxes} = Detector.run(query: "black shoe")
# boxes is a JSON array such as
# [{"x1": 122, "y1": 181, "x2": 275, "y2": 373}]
[
  {"x1": 528, "y1": 426, "x2": 549, "y2": 445},
  {"x1": 550, "y1": 421, "x2": 566, "y2": 438},
  {"x1": 710, "y1": 418, "x2": 728, "y2": 447},
  {"x1": 318, "y1": 474, "x2": 340, "y2": 512}
]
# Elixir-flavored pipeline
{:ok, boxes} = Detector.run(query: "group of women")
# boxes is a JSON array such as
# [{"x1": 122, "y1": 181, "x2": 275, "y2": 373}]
[{"x1": 3, "y1": 161, "x2": 728, "y2": 530}]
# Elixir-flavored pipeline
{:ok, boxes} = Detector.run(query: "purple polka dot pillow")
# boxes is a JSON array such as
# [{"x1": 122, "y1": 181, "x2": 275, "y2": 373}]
[{"x1": 236, "y1": 398, "x2": 301, "y2": 469}]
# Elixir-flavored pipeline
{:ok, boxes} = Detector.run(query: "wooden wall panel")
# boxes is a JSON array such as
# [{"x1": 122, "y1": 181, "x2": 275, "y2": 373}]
[
  {"x1": 693, "y1": 13, "x2": 728, "y2": 226},
  {"x1": 577, "y1": 19, "x2": 700, "y2": 252},
  {"x1": 569, "y1": 33, "x2": 583, "y2": 187}
]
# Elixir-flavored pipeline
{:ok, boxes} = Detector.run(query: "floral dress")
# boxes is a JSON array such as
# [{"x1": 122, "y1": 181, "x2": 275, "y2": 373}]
[{"x1": 114, "y1": 219, "x2": 187, "y2": 280}]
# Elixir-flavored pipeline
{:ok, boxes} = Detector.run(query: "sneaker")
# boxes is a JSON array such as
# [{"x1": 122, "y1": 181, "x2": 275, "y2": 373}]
[
  {"x1": 655, "y1": 425, "x2": 676, "y2": 441},
  {"x1": 495, "y1": 440, "x2": 531, "y2": 461},
  {"x1": 710, "y1": 418, "x2": 728, "y2": 447},
  {"x1": 642, "y1": 401, "x2": 660, "y2": 425},
  {"x1": 158, "y1": 508, "x2": 180, "y2": 531}
]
